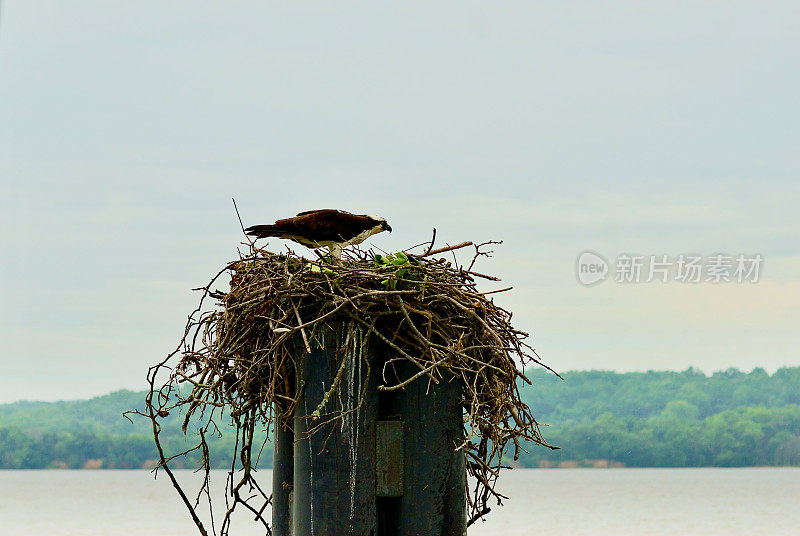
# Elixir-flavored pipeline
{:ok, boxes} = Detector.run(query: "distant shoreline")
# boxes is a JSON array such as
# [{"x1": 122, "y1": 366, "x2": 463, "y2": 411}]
[
  {"x1": 3, "y1": 368, "x2": 799, "y2": 470},
  {"x1": 3, "y1": 465, "x2": 800, "y2": 471}
]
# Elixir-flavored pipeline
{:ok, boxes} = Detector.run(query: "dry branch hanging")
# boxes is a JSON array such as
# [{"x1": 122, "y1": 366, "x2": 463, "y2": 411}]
[{"x1": 136, "y1": 234, "x2": 557, "y2": 536}]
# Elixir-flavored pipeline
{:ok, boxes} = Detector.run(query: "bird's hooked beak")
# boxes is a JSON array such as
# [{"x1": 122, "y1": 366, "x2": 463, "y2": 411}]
[{"x1": 383, "y1": 222, "x2": 392, "y2": 233}]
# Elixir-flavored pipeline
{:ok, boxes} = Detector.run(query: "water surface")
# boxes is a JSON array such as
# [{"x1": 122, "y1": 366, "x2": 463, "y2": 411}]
[{"x1": 0, "y1": 468, "x2": 798, "y2": 535}]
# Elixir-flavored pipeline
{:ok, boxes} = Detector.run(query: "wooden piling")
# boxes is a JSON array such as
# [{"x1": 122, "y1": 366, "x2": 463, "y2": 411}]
[
  {"x1": 292, "y1": 340, "x2": 379, "y2": 536},
  {"x1": 271, "y1": 406, "x2": 294, "y2": 536},
  {"x1": 279, "y1": 332, "x2": 466, "y2": 536}
]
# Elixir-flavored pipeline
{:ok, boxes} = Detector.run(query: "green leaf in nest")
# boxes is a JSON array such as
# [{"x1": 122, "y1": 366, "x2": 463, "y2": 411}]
[
  {"x1": 304, "y1": 262, "x2": 336, "y2": 276},
  {"x1": 393, "y1": 252, "x2": 409, "y2": 265}
]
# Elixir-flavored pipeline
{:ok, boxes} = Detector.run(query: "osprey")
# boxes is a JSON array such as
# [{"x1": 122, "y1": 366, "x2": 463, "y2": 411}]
[{"x1": 245, "y1": 209, "x2": 392, "y2": 259}]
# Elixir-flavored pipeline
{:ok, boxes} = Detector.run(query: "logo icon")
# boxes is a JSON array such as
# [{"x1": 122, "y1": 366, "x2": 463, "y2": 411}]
[{"x1": 576, "y1": 250, "x2": 609, "y2": 286}]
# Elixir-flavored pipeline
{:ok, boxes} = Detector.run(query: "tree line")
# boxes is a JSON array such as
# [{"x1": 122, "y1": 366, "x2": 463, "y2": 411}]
[
  {"x1": 518, "y1": 366, "x2": 800, "y2": 467},
  {"x1": 1, "y1": 366, "x2": 799, "y2": 469}
]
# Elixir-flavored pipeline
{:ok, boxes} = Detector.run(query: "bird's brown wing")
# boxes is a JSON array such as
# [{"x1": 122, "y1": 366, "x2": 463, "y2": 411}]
[
  {"x1": 295, "y1": 208, "x2": 349, "y2": 217},
  {"x1": 273, "y1": 210, "x2": 370, "y2": 242}
]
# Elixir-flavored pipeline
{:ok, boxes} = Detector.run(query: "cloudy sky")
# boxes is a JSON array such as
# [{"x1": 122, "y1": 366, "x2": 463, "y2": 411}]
[{"x1": 1, "y1": 2, "x2": 798, "y2": 403}]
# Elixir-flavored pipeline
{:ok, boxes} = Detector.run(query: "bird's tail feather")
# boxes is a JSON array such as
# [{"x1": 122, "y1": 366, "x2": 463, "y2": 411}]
[{"x1": 245, "y1": 224, "x2": 281, "y2": 238}]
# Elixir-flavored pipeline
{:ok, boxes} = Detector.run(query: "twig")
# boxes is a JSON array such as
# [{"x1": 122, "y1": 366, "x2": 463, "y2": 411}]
[
  {"x1": 422, "y1": 241, "x2": 473, "y2": 257},
  {"x1": 479, "y1": 286, "x2": 513, "y2": 295},
  {"x1": 423, "y1": 228, "x2": 437, "y2": 255},
  {"x1": 232, "y1": 198, "x2": 255, "y2": 248},
  {"x1": 292, "y1": 302, "x2": 311, "y2": 354}
]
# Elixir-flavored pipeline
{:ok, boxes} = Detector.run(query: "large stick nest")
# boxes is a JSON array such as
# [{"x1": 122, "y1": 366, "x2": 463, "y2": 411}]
[{"x1": 137, "y1": 234, "x2": 557, "y2": 535}]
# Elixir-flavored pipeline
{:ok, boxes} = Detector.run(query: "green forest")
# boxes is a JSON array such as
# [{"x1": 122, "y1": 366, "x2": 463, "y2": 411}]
[
  {"x1": 1, "y1": 366, "x2": 799, "y2": 469},
  {"x1": 519, "y1": 366, "x2": 800, "y2": 467}
]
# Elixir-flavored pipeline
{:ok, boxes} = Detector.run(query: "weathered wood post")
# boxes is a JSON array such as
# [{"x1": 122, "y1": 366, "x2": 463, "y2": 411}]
[
  {"x1": 272, "y1": 406, "x2": 294, "y2": 536},
  {"x1": 292, "y1": 330, "x2": 380, "y2": 536},
  {"x1": 274, "y1": 330, "x2": 466, "y2": 536},
  {"x1": 381, "y1": 361, "x2": 466, "y2": 536}
]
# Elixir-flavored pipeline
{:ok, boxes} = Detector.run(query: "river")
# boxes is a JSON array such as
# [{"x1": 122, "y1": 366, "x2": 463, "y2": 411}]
[{"x1": 1, "y1": 468, "x2": 798, "y2": 535}]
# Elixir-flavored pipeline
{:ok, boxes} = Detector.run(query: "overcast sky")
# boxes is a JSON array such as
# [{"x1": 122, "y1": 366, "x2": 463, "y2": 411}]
[{"x1": 1, "y1": 2, "x2": 798, "y2": 403}]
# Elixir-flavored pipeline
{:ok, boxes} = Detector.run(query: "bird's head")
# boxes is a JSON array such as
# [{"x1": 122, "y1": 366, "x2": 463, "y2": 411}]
[{"x1": 370, "y1": 216, "x2": 392, "y2": 234}]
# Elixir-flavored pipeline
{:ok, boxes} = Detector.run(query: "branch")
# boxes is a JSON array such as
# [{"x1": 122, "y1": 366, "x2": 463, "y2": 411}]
[{"x1": 421, "y1": 241, "x2": 473, "y2": 257}]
